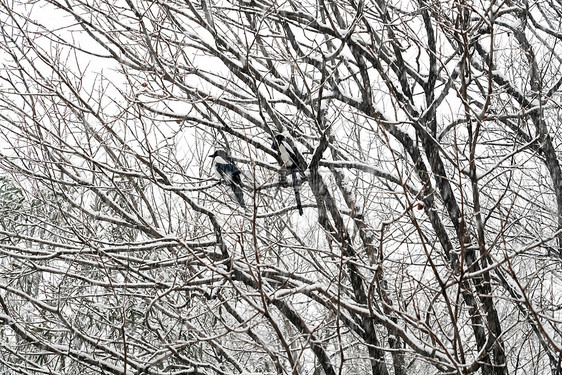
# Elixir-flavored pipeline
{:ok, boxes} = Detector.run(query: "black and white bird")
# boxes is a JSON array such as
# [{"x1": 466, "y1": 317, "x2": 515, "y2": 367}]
[
  {"x1": 209, "y1": 150, "x2": 245, "y2": 208},
  {"x1": 272, "y1": 132, "x2": 305, "y2": 215}
]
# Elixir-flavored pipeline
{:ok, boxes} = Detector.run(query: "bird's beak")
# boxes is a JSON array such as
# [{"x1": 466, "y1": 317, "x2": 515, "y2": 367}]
[{"x1": 208, "y1": 154, "x2": 215, "y2": 158}]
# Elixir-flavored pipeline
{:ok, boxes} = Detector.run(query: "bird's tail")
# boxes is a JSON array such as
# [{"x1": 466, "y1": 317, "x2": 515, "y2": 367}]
[
  {"x1": 231, "y1": 183, "x2": 245, "y2": 208},
  {"x1": 230, "y1": 175, "x2": 245, "y2": 208},
  {"x1": 292, "y1": 168, "x2": 303, "y2": 215}
]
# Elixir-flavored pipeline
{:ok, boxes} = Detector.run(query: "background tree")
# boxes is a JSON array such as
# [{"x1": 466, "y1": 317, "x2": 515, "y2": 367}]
[{"x1": 0, "y1": 0, "x2": 561, "y2": 374}]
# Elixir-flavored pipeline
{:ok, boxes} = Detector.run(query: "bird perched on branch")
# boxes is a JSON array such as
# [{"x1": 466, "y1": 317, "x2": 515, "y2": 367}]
[
  {"x1": 272, "y1": 132, "x2": 305, "y2": 215},
  {"x1": 209, "y1": 150, "x2": 245, "y2": 208}
]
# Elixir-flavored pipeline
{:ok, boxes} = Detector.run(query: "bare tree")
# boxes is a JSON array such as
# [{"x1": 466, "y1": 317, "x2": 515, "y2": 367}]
[{"x1": 0, "y1": 0, "x2": 561, "y2": 374}]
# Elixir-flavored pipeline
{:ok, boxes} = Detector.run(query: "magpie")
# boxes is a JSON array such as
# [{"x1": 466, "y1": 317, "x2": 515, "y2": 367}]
[
  {"x1": 209, "y1": 150, "x2": 245, "y2": 208},
  {"x1": 272, "y1": 132, "x2": 305, "y2": 215}
]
